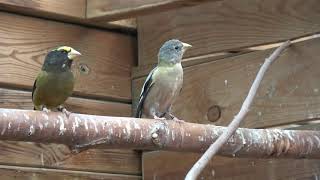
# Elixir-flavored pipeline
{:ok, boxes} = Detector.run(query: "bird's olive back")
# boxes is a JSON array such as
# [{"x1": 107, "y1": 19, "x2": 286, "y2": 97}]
[
  {"x1": 158, "y1": 39, "x2": 185, "y2": 65},
  {"x1": 42, "y1": 50, "x2": 73, "y2": 72}
]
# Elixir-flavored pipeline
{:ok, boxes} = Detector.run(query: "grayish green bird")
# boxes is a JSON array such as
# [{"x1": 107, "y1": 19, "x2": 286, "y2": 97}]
[
  {"x1": 135, "y1": 39, "x2": 192, "y2": 120},
  {"x1": 32, "y1": 46, "x2": 81, "y2": 115}
]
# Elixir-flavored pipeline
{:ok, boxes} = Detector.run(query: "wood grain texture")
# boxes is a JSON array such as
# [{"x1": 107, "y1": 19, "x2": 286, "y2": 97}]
[
  {"x1": 87, "y1": 0, "x2": 216, "y2": 21},
  {"x1": 133, "y1": 38, "x2": 320, "y2": 128},
  {"x1": 138, "y1": 0, "x2": 320, "y2": 66},
  {"x1": 0, "y1": 0, "x2": 137, "y2": 30},
  {"x1": 0, "y1": 165, "x2": 141, "y2": 180},
  {"x1": 0, "y1": 88, "x2": 140, "y2": 174},
  {"x1": 0, "y1": 88, "x2": 131, "y2": 117},
  {"x1": 0, "y1": 142, "x2": 141, "y2": 175},
  {"x1": 106, "y1": 19, "x2": 137, "y2": 30},
  {"x1": 0, "y1": 11, "x2": 135, "y2": 101},
  {"x1": 0, "y1": 0, "x2": 86, "y2": 18},
  {"x1": 132, "y1": 51, "x2": 251, "y2": 79},
  {"x1": 143, "y1": 151, "x2": 320, "y2": 180}
]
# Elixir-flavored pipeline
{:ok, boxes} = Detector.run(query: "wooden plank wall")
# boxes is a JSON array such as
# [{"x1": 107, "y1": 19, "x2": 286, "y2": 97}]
[
  {"x1": 0, "y1": 0, "x2": 136, "y2": 31},
  {"x1": 137, "y1": 0, "x2": 320, "y2": 66},
  {"x1": 0, "y1": 10, "x2": 141, "y2": 180},
  {"x1": 133, "y1": 0, "x2": 320, "y2": 179}
]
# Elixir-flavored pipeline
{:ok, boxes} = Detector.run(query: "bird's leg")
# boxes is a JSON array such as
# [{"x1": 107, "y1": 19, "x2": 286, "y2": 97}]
[
  {"x1": 58, "y1": 106, "x2": 71, "y2": 118},
  {"x1": 167, "y1": 113, "x2": 185, "y2": 123},
  {"x1": 153, "y1": 114, "x2": 166, "y2": 120},
  {"x1": 41, "y1": 106, "x2": 51, "y2": 113},
  {"x1": 150, "y1": 109, "x2": 166, "y2": 120},
  {"x1": 166, "y1": 107, "x2": 184, "y2": 123}
]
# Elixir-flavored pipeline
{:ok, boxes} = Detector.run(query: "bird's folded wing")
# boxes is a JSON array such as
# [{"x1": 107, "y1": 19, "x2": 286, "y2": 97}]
[{"x1": 135, "y1": 67, "x2": 157, "y2": 118}]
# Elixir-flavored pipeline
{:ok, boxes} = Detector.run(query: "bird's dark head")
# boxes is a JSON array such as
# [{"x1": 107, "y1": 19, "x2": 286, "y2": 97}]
[
  {"x1": 158, "y1": 39, "x2": 192, "y2": 66},
  {"x1": 42, "y1": 46, "x2": 81, "y2": 72}
]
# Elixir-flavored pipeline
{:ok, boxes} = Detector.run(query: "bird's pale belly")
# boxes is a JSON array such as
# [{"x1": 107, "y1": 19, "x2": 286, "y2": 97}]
[{"x1": 143, "y1": 66, "x2": 183, "y2": 118}]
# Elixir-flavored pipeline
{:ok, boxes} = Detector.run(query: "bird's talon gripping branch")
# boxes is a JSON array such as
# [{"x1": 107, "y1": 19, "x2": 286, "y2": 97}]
[
  {"x1": 167, "y1": 113, "x2": 185, "y2": 123},
  {"x1": 58, "y1": 106, "x2": 72, "y2": 118},
  {"x1": 42, "y1": 107, "x2": 51, "y2": 113},
  {"x1": 173, "y1": 118, "x2": 185, "y2": 123},
  {"x1": 153, "y1": 116, "x2": 166, "y2": 120},
  {"x1": 63, "y1": 108, "x2": 72, "y2": 118}
]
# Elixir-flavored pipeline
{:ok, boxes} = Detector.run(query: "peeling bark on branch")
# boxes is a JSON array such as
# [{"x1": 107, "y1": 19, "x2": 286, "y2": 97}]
[{"x1": 0, "y1": 108, "x2": 319, "y2": 158}]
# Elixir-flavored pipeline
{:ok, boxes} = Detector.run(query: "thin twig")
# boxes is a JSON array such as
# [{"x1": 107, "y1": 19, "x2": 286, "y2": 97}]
[{"x1": 185, "y1": 40, "x2": 291, "y2": 180}]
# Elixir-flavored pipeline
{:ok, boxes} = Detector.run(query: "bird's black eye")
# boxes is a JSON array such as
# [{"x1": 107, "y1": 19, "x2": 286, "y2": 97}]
[{"x1": 174, "y1": 46, "x2": 179, "y2": 50}]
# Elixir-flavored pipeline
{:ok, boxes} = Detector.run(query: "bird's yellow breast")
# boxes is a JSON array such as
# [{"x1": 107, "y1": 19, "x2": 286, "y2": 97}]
[{"x1": 33, "y1": 70, "x2": 75, "y2": 109}]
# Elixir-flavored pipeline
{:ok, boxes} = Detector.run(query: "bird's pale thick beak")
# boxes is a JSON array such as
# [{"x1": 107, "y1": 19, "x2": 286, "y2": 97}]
[
  {"x1": 68, "y1": 49, "x2": 82, "y2": 60},
  {"x1": 182, "y1": 42, "x2": 192, "y2": 50}
]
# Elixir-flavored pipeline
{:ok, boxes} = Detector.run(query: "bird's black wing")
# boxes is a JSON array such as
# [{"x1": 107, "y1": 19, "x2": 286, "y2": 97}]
[
  {"x1": 135, "y1": 67, "x2": 156, "y2": 118},
  {"x1": 32, "y1": 79, "x2": 37, "y2": 101},
  {"x1": 32, "y1": 79, "x2": 37, "y2": 110}
]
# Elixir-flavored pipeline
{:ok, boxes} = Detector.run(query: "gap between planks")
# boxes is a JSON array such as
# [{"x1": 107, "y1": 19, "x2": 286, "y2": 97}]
[{"x1": 268, "y1": 119, "x2": 320, "y2": 129}]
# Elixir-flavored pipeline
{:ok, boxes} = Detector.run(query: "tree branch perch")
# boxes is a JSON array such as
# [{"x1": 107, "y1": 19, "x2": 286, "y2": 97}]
[{"x1": 0, "y1": 108, "x2": 318, "y2": 159}]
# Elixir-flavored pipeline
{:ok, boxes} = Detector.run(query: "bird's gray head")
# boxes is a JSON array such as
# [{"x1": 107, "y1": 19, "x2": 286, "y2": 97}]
[{"x1": 158, "y1": 39, "x2": 192, "y2": 66}]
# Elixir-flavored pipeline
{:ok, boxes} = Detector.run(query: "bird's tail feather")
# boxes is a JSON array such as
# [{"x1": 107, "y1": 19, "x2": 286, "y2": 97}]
[
  {"x1": 135, "y1": 111, "x2": 141, "y2": 118},
  {"x1": 33, "y1": 105, "x2": 41, "y2": 110}
]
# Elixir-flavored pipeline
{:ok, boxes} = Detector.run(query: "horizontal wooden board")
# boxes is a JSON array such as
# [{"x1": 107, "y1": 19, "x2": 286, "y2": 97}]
[
  {"x1": 0, "y1": 11, "x2": 135, "y2": 101},
  {"x1": 138, "y1": 0, "x2": 320, "y2": 66},
  {"x1": 0, "y1": 88, "x2": 140, "y2": 174},
  {"x1": 0, "y1": 0, "x2": 136, "y2": 30},
  {"x1": 87, "y1": 0, "x2": 216, "y2": 21},
  {"x1": 133, "y1": 38, "x2": 320, "y2": 128},
  {"x1": 0, "y1": 0, "x2": 85, "y2": 18},
  {"x1": 0, "y1": 88, "x2": 131, "y2": 116},
  {"x1": 0, "y1": 142, "x2": 141, "y2": 175},
  {"x1": 143, "y1": 151, "x2": 320, "y2": 180},
  {"x1": 0, "y1": 165, "x2": 141, "y2": 180},
  {"x1": 132, "y1": 51, "x2": 251, "y2": 79}
]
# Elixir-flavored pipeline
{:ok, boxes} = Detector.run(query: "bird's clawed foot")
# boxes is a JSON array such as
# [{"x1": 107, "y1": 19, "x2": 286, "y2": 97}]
[
  {"x1": 167, "y1": 113, "x2": 185, "y2": 123},
  {"x1": 58, "y1": 106, "x2": 72, "y2": 118},
  {"x1": 173, "y1": 118, "x2": 185, "y2": 123},
  {"x1": 42, "y1": 107, "x2": 51, "y2": 113},
  {"x1": 153, "y1": 115, "x2": 166, "y2": 120}
]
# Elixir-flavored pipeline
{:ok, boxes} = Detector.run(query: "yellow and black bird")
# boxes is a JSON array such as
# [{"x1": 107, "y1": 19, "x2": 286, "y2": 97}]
[{"x1": 32, "y1": 46, "x2": 81, "y2": 115}]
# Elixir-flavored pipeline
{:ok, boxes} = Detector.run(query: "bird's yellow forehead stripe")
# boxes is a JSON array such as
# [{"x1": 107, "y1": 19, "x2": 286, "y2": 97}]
[{"x1": 56, "y1": 46, "x2": 72, "y2": 52}]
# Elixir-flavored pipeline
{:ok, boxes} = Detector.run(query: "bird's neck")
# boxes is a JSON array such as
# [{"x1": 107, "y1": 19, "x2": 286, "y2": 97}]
[{"x1": 158, "y1": 59, "x2": 180, "y2": 67}]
